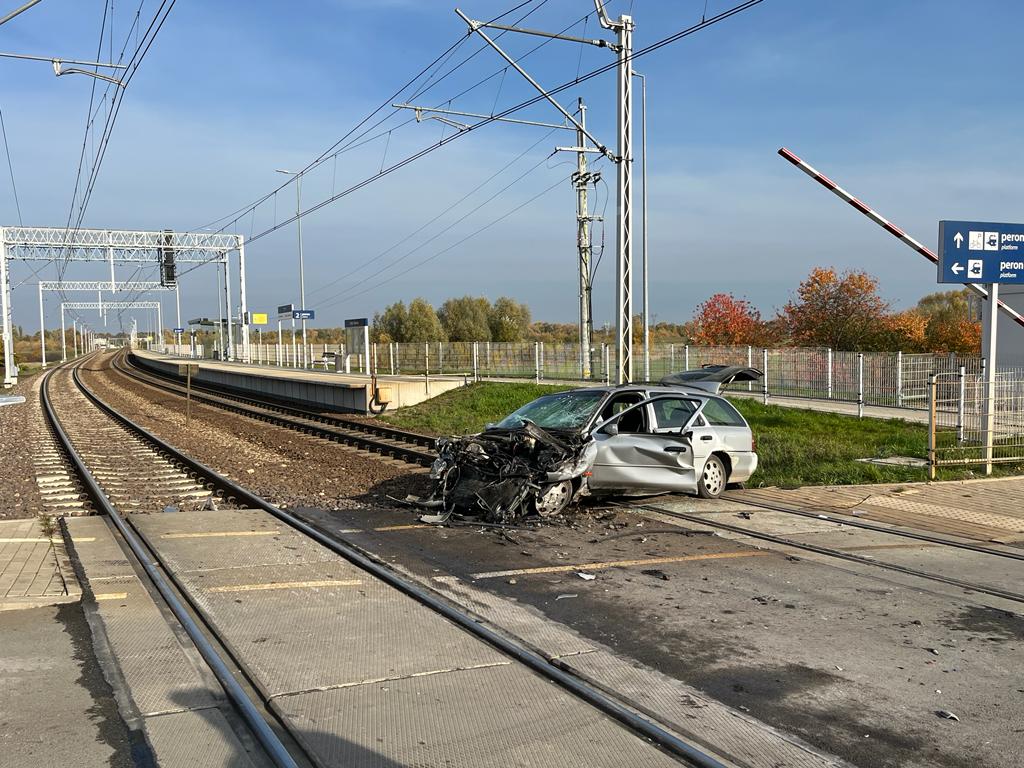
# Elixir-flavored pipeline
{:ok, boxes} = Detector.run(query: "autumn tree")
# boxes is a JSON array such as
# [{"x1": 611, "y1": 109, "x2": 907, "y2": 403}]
[
  {"x1": 371, "y1": 298, "x2": 445, "y2": 342},
  {"x1": 915, "y1": 289, "x2": 981, "y2": 355},
  {"x1": 438, "y1": 296, "x2": 492, "y2": 341},
  {"x1": 404, "y1": 298, "x2": 446, "y2": 342},
  {"x1": 782, "y1": 267, "x2": 889, "y2": 350},
  {"x1": 490, "y1": 296, "x2": 532, "y2": 341},
  {"x1": 371, "y1": 301, "x2": 408, "y2": 343},
  {"x1": 874, "y1": 309, "x2": 928, "y2": 352},
  {"x1": 689, "y1": 293, "x2": 763, "y2": 345}
]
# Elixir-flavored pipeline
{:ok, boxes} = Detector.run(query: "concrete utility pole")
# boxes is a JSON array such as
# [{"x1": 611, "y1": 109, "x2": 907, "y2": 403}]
[
  {"x1": 396, "y1": 98, "x2": 600, "y2": 379},
  {"x1": 573, "y1": 98, "x2": 597, "y2": 379},
  {"x1": 455, "y1": 1, "x2": 633, "y2": 382}
]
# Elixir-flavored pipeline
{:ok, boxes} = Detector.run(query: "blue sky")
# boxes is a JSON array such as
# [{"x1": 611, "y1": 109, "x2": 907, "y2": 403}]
[{"x1": 2, "y1": 0, "x2": 1023, "y2": 333}]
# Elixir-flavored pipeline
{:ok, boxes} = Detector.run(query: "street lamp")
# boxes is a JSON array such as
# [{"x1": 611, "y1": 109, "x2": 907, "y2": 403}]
[{"x1": 276, "y1": 168, "x2": 307, "y2": 367}]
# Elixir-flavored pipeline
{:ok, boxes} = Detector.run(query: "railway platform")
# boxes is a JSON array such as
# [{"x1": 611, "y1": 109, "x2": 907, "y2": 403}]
[{"x1": 132, "y1": 349, "x2": 464, "y2": 414}]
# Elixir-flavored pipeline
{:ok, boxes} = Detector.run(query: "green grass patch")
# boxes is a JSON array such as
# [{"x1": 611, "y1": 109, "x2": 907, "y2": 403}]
[
  {"x1": 381, "y1": 381, "x2": 571, "y2": 435},
  {"x1": 380, "y1": 382, "x2": 1020, "y2": 487}
]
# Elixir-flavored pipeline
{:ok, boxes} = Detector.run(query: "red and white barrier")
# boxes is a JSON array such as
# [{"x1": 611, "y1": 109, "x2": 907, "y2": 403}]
[{"x1": 778, "y1": 147, "x2": 1024, "y2": 329}]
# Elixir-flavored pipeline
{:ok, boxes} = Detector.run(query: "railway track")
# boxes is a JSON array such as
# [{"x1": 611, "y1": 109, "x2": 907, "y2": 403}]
[
  {"x1": 102, "y1": 351, "x2": 1024, "y2": 600},
  {"x1": 631, "y1": 502, "x2": 1024, "y2": 605},
  {"x1": 112, "y1": 350, "x2": 437, "y2": 466},
  {"x1": 44, "y1": 356, "x2": 729, "y2": 768}
]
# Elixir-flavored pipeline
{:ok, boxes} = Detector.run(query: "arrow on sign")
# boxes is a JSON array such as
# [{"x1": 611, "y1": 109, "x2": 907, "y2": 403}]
[
  {"x1": 954, "y1": 232, "x2": 964, "y2": 248},
  {"x1": 951, "y1": 262, "x2": 964, "y2": 275}
]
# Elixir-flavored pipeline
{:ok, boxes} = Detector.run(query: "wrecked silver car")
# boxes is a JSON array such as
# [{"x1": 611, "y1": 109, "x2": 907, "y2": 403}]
[{"x1": 418, "y1": 371, "x2": 760, "y2": 524}]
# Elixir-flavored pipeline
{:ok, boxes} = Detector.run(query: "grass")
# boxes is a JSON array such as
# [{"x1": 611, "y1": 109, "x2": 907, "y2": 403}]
[
  {"x1": 381, "y1": 382, "x2": 1022, "y2": 487},
  {"x1": 381, "y1": 382, "x2": 570, "y2": 435}
]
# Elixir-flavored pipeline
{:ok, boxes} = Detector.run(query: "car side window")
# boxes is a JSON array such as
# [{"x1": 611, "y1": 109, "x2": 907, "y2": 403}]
[
  {"x1": 601, "y1": 393, "x2": 647, "y2": 433},
  {"x1": 651, "y1": 397, "x2": 699, "y2": 430},
  {"x1": 701, "y1": 398, "x2": 746, "y2": 427}
]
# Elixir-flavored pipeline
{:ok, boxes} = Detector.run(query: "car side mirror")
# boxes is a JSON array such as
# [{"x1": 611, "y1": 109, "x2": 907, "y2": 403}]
[
  {"x1": 602, "y1": 422, "x2": 619, "y2": 436},
  {"x1": 680, "y1": 429, "x2": 693, "y2": 440}
]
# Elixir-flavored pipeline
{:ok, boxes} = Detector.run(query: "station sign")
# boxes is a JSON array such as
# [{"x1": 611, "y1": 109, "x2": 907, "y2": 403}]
[
  {"x1": 344, "y1": 317, "x2": 369, "y2": 328},
  {"x1": 292, "y1": 309, "x2": 315, "y2": 320},
  {"x1": 277, "y1": 303, "x2": 294, "y2": 319},
  {"x1": 250, "y1": 312, "x2": 268, "y2": 325},
  {"x1": 173, "y1": 327, "x2": 184, "y2": 334},
  {"x1": 938, "y1": 220, "x2": 1024, "y2": 284}
]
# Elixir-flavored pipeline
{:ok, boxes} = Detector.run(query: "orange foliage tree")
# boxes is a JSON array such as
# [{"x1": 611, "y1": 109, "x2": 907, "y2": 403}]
[
  {"x1": 689, "y1": 293, "x2": 763, "y2": 345},
  {"x1": 782, "y1": 267, "x2": 889, "y2": 350}
]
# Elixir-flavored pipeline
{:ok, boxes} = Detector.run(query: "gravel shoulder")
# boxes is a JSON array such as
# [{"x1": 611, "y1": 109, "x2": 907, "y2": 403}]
[{"x1": 0, "y1": 373, "x2": 47, "y2": 519}]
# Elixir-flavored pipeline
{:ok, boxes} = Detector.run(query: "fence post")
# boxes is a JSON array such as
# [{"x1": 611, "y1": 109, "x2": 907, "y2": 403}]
[
  {"x1": 827, "y1": 348, "x2": 833, "y2": 399},
  {"x1": 486, "y1": 341, "x2": 491, "y2": 370},
  {"x1": 669, "y1": 344, "x2": 675, "y2": 372},
  {"x1": 437, "y1": 342, "x2": 443, "y2": 375},
  {"x1": 747, "y1": 346, "x2": 753, "y2": 391},
  {"x1": 928, "y1": 373, "x2": 937, "y2": 481},
  {"x1": 472, "y1": 342, "x2": 479, "y2": 382},
  {"x1": 424, "y1": 342, "x2": 429, "y2": 375},
  {"x1": 857, "y1": 352, "x2": 864, "y2": 418},
  {"x1": 762, "y1": 348, "x2": 769, "y2": 404},
  {"x1": 534, "y1": 342, "x2": 540, "y2": 383},
  {"x1": 540, "y1": 341, "x2": 545, "y2": 381},
  {"x1": 603, "y1": 344, "x2": 610, "y2": 385},
  {"x1": 684, "y1": 345, "x2": 690, "y2": 371},
  {"x1": 896, "y1": 350, "x2": 903, "y2": 408},
  {"x1": 957, "y1": 365, "x2": 966, "y2": 443},
  {"x1": 372, "y1": 343, "x2": 378, "y2": 376}
]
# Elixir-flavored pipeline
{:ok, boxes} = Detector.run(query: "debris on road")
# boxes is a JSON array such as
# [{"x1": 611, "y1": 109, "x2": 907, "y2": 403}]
[
  {"x1": 577, "y1": 572, "x2": 597, "y2": 581},
  {"x1": 935, "y1": 710, "x2": 960, "y2": 721},
  {"x1": 641, "y1": 569, "x2": 671, "y2": 581}
]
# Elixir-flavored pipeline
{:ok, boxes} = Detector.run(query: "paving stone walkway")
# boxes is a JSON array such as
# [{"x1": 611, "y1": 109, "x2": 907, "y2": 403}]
[{"x1": 0, "y1": 518, "x2": 81, "y2": 610}]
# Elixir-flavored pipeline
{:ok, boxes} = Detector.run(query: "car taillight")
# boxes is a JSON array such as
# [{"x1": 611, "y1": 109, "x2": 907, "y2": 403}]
[{"x1": 751, "y1": 434, "x2": 757, "y2": 452}]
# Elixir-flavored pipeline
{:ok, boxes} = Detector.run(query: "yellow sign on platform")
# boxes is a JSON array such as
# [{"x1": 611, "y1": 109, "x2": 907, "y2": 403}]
[{"x1": 250, "y1": 312, "x2": 268, "y2": 325}]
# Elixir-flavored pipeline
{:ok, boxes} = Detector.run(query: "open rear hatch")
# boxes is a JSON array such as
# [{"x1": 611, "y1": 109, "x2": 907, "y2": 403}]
[{"x1": 659, "y1": 365, "x2": 763, "y2": 394}]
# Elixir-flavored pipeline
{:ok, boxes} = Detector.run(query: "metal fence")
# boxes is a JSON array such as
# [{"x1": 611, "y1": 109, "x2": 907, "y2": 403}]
[
  {"x1": 185, "y1": 340, "x2": 1001, "y2": 414},
  {"x1": 928, "y1": 370, "x2": 1024, "y2": 476}
]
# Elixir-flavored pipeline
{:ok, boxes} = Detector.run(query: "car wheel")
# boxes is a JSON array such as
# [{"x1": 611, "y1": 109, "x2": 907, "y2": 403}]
[
  {"x1": 535, "y1": 480, "x2": 573, "y2": 517},
  {"x1": 697, "y1": 455, "x2": 727, "y2": 499}
]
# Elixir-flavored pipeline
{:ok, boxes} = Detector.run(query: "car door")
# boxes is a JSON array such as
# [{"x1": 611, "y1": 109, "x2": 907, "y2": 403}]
[{"x1": 588, "y1": 394, "x2": 708, "y2": 492}]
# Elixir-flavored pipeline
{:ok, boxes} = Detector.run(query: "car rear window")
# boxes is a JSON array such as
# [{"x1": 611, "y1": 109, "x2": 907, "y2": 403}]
[{"x1": 701, "y1": 398, "x2": 746, "y2": 427}]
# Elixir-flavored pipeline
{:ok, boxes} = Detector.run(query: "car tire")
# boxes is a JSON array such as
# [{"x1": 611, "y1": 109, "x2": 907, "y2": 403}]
[{"x1": 697, "y1": 455, "x2": 727, "y2": 499}]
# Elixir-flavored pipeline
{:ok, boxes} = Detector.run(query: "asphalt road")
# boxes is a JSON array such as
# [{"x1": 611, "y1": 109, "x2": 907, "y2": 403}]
[{"x1": 299, "y1": 496, "x2": 1024, "y2": 768}]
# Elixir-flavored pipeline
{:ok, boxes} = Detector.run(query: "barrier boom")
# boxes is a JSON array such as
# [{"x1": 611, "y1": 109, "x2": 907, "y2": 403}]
[{"x1": 778, "y1": 147, "x2": 1024, "y2": 329}]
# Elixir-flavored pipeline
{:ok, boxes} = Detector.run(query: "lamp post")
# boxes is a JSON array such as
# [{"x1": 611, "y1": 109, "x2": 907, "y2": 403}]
[{"x1": 276, "y1": 169, "x2": 307, "y2": 367}]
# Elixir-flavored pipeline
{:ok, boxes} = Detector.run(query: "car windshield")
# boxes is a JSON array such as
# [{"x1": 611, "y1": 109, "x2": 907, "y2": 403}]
[{"x1": 493, "y1": 389, "x2": 606, "y2": 431}]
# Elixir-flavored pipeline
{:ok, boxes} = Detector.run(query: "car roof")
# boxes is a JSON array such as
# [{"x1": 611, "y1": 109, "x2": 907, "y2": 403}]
[{"x1": 557, "y1": 383, "x2": 719, "y2": 401}]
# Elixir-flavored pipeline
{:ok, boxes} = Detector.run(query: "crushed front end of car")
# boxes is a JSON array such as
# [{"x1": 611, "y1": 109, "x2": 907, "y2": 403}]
[{"x1": 417, "y1": 420, "x2": 596, "y2": 524}]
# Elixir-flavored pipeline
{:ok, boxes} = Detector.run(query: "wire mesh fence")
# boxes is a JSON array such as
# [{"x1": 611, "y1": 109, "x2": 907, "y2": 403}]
[
  {"x1": 175, "y1": 340, "x2": 1012, "y2": 418},
  {"x1": 928, "y1": 370, "x2": 1024, "y2": 476}
]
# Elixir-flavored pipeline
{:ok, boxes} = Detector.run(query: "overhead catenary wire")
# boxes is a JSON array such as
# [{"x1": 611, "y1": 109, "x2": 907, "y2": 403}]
[
  {"x1": 0, "y1": 106, "x2": 23, "y2": 226},
  {"x1": 216, "y1": 0, "x2": 764, "y2": 248}
]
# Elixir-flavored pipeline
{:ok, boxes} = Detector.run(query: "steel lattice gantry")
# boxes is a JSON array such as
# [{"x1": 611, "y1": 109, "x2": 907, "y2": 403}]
[
  {"x1": 60, "y1": 301, "x2": 161, "y2": 361},
  {"x1": 1, "y1": 226, "x2": 249, "y2": 385},
  {"x1": 36, "y1": 280, "x2": 176, "y2": 367}
]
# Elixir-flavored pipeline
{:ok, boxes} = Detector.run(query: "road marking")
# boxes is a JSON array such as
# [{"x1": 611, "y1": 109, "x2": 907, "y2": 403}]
[
  {"x1": 470, "y1": 551, "x2": 768, "y2": 580},
  {"x1": 374, "y1": 524, "x2": 433, "y2": 532},
  {"x1": 94, "y1": 592, "x2": 129, "y2": 601},
  {"x1": 206, "y1": 579, "x2": 362, "y2": 593},
  {"x1": 160, "y1": 530, "x2": 280, "y2": 539}
]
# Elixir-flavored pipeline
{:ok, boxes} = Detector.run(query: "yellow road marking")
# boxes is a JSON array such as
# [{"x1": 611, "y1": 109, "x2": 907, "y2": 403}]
[
  {"x1": 471, "y1": 551, "x2": 768, "y2": 580},
  {"x1": 94, "y1": 592, "x2": 129, "y2": 601},
  {"x1": 207, "y1": 579, "x2": 362, "y2": 593},
  {"x1": 160, "y1": 530, "x2": 280, "y2": 539},
  {"x1": 373, "y1": 524, "x2": 433, "y2": 532}
]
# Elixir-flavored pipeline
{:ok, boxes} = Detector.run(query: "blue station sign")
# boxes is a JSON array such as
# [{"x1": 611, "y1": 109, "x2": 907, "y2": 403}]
[
  {"x1": 938, "y1": 220, "x2": 1024, "y2": 284},
  {"x1": 172, "y1": 327, "x2": 185, "y2": 334},
  {"x1": 292, "y1": 309, "x2": 315, "y2": 320}
]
